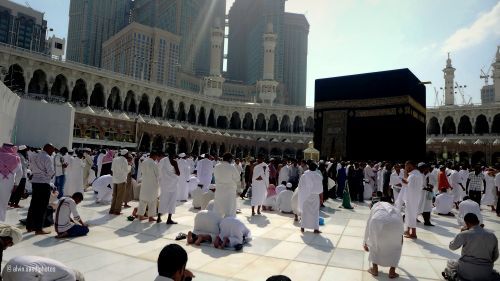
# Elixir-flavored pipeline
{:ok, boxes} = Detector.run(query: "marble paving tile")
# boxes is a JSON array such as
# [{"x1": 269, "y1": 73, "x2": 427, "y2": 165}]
[
  {"x1": 320, "y1": 266, "x2": 363, "y2": 281},
  {"x1": 281, "y1": 261, "x2": 326, "y2": 281},
  {"x1": 295, "y1": 245, "x2": 334, "y2": 265},
  {"x1": 232, "y1": 256, "x2": 291, "y2": 280},
  {"x1": 337, "y1": 235, "x2": 364, "y2": 251},
  {"x1": 343, "y1": 226, "x2": 366, "y2": 237},
  {"x1": 329, "y1": 248, "x2": 365, "y2": 270},
  {"x1": 264, "y1": 241, "x2": 306, "y2": 260},
  {"x1": 198, "y1": 252, "x2": 260, "y2": 278}
]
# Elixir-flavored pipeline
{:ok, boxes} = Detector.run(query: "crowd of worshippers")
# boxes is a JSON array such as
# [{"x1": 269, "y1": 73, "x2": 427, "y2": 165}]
[{"x1": 1, "y1": 141, "x2": 500, "y2": 280}]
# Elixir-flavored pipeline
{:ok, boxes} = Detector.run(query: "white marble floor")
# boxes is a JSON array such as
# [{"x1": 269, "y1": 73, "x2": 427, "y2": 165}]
[{"x1": 2, "y1": 193, "x2": 500, "y2": 281}]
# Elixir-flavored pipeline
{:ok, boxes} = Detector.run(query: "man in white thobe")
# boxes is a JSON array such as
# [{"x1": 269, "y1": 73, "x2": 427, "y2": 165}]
[
  {"x1": 63, "y1": 150, "x2": 85, "y2": 197},
  {"x1": 364, "y1": 200, "x2": 404, "y2": 278},
  {"x1": 457, "y1": 196, "x2": 483, "y2": 229},
  {"x1": 450, "y1": 166, "x2": 465, "y2": 208},
  {"x1": 214, "y1": 216, "x2": 252, "y2": 250},
  {"x1": 213, "y1": 153, "x2": 240, "y2": 218},
  {"x1": 403, "y1": 161, "x2": 422, "y2": 239},
  {"x1": 418, "y1": 163, "x2": 434, "y2": 226},
  {"x1": 251, "y1": 155, "x2": 269, "y2": 216},
  {"x1": 0, "y1": 143, "x2": 22, "y2": 222},
  {"x1": 138, "y1": 152, "x2": 161, "y2": 221},
  {"x1": 92, "y1": 174, "x2": 113, "y2": 204},
  {"x1": 176, "y1": 153, "x2": 191, "y2": 202},
  {"x1": 187, "y1": 210, "x2": 222, "y2": 246},
  {"x1": 433, "y1": 188, "x2": 454, "y2": 215},
  {"x1": 276, "y1": 183, "x2": 294, "y2": 214},
  {"x1": 109, "y1": 149, "x2": 130, "y2": 215},
  {"x1": 364, "y1": 162, "x2": 376, "y2": 199},
  {"x1": 197, "y1": 155, "x2": 214, "y2": 191},
  {"x1": 390, "y1": 164, "x2": 404, "y2": 205},
  {"x1": 278, "y1": 162, "x2": 290, "y2": 188},
  {"x1": 1, "y1": 256, "x2": 85, "y2": 281},
  {"x1": 297, "y1": 162, "x2": 323, "y2": 233},
  {"x1": 158, "y1": 155, "x2": 180, "y2": 224}
]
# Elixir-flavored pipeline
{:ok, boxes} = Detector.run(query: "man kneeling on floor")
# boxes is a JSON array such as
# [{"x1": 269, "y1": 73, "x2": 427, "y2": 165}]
[
  {"x1": 443, "y1": 213, "x2": 499, "y2": 281},
  {"x1": 187, "y1": 209, "x2": 222, "y2": 246},
  {"x1": 55, "y1": 192, "x2": 89, "y2": 238},
  {"x1": 214, "y1": 216, "x2": 251, "y2": 251}
]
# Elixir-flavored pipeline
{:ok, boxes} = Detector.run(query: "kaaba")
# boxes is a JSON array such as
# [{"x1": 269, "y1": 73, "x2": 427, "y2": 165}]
[{"x1": 314, "y1": 68, "x2": 426, "y2": 162}]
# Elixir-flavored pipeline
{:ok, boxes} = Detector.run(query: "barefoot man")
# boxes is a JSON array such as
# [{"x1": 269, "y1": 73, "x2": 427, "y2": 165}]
[{"x1": 297, "y1": 161, "x2": 323, "y2": 233}]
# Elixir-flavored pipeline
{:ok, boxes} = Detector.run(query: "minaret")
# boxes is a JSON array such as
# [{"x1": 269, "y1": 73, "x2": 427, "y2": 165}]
[
  {"x1": 443, "y1": 52, "x2": 456, "y2": 106},
  {"x1": 493, "y1": 46, "x2": 500, "y2": 102},
  {"x1": 257, "y1": 22, "x2": 279, "y2": 104},
  {"x1": 203, "y1": 18, "x2": 225, "y2": 98}
]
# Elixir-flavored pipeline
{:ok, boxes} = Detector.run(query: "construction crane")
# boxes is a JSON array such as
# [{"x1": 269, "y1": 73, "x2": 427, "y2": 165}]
[
  {"x1": 433, "y1": 87, "x2": 441, "y2": 106},
  {"x1": 480, "y1": 65, "x2": 492, "y2": 85},
  {"x1": 454, "y1": 82, "x2": 471, "y2": 105}
]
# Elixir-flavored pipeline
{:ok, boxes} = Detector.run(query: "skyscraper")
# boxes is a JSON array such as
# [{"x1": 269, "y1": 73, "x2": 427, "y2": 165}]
[
  {"x1": 133, "y1": 0, "x2": 225, "y2": 76},
  {"x1": 283, "y1": 13, "x2": 309, "y2": 106},
  {"x1": 66, "y1": 0, "x2": 133, "y2": 67},
  {"x1": 227, "y1": 0, "x2": 285, "y2": 86},
  {"x1": 0, "y1": 0, "x2": 47, "y2": 53}
]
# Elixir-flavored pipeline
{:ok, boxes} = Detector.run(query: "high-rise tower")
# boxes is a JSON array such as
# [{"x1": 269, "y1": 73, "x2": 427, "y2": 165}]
[
  {"x1": 443, "y1": 53, "x2": 456, "y2": 106},
  {"x1": 203, "y1": 19, "x2": 225, "y2": 98},
  {"x1": 66, "y1": 0, "x2": 133, "y2": 67},
  {"x1": 257, "y1": 22, "x2": 279, "y2": 104},
  {"x1": 493, "y1": 46, "x2": 500, "y2": 103}
]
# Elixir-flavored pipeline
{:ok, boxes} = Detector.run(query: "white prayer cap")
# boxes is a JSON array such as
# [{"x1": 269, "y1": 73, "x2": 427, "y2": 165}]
[
  {"x1": 417, "y1": 162, "x2": 426, "y2": 168},
  {"x1": 0, "y1": 224, "x2": 23, "y2": 244},
  {"x1": 201, "y1": 154, "x2": 205, "y2": 158},
  {"x1": 18, "y1": 145, "x2": 27, "y2": 150},
  {"x1": 83, "y1": 148, "x2": 91, "y2": 152},
  {"x1": 68, "y1": 149, "x2": 74, "y2": 153},
  {"x1": 179, "y1": 153, "x2": 186, "y2": 158},
  {"x1": 120, "y1": 149, "x2": 129, "y2": 155},
  {"x1": 286, "y1": 183, "x2": 292, "y2": 188}
]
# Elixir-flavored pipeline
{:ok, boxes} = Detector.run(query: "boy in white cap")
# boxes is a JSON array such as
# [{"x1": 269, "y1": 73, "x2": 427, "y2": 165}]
[{"x1": 276, "y1": 183, "x2": 294, "y2": 214}]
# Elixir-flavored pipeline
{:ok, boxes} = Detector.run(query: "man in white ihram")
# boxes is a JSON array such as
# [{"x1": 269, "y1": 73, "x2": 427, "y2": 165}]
[
  {"x1": 137, "y1": 151, "x2": 161, "y2": 222},
  {"x1": 297, "y1": 161, "x2": 323, "y2": 233},
  {"x1": 176, "y1": 153, "x2": 191, "y2": 202},
  {"x1": 213, "y1": 153, "x2": 240, "y2": 218},
  {"x1": 251, "y1": 155, "x2": 269, "y2": 216},
  {"x1": 364, "y1": 199, "x2": 404, "y2": 279},
  {"x1": 158, "y1": 154, "x2": 180, "y2": 224},
  {"x1": 403, "y1": 161, "x2": 422, "y2": 239},
  {"x1": 197, "y1": 154, "x2": 214, "y2": 191},
  {"x1": 214, "y1": 216, "x2": 252, "y2": 251},
  {"x1": 92, "y1": 174, "x2": 113, "y2": 204}
]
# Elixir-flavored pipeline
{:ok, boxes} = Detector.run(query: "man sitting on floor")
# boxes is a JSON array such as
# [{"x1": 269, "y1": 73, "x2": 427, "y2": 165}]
[
  {"x1": 276, "y1": 183, "x2": 294, "y2": 214},
  {"x1": 55, "y1": 192, "x2": 89, "y2": 238},
  {"x1": 457, "y1": 196, "x2": 483, "y2": 230},
  {"x1": 443, "y1": 213, "x2": 499, "y2": 281},
  {"x1": 214, "y1": 216, "x2": 251, "y2": 251},
  {"x1": 187, "y1": 209, "x2": 222, "y2": 246},
  {"x1": 433, "y1": 188, "x2": 454, "y2": 216},
  {"x1": 155, "y1": 244, "x2": 194, "y2": 281}
]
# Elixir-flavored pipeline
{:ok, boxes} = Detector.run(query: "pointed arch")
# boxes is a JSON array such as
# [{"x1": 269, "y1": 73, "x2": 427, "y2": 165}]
[
  {"x1": 474, "y1": 114, "x2": 489, "y2": 134},
  {"x1": 166, "y1": 100, "x2": 176, "y2": 120},
  {"x1": 191, "y1": 140, "x2": 200, "y2": 155},
  {"x1": 107, "y1": 87, "x2": 122, "y2": 111},
  {"x1": 28, "y1": 69, "x2": 48, "y2": 95},
  {"x1": 201, "y1": 141, "x2": 209, "y2": 155},
  {"x1": 188, "y1": 104, "x2": 197, "y2": 124},
  {"x1": 255, "y1": 113, "x2": 266, "y2": 131},
  {"x1": 89, "y1": 83, "x2": 105, "y2": 107},
  {"x1": 243, "y1": 113, "x2": 254, "y2": 131},
  {"x1": 152, "y1": 135, "x2": 164, "y2": 152},
  {"x1": 293, "y1": 116, "x2": 304, "y2": 133},
  {"x1": 230, "y1": 112, "x2": 241, "y2": 130},
  {"x1": 177, "y1": 102, "x2": 186, "y2": 122},
  {"x1": 305, "y1": 117, "x2": 314, "y2": 133},
  {"x1": 139, "y1": 133, "x2": 151, "y2": 152},
  {"x1": 268, "y1": 114, "x2": 279, "y2": 132},
  {"x1": 178, "y1": 138, "x2": 188, "y2": 154},
  {"x1": 442, "y1": 116, "x2": 456, "y2": 135},
  {"x1": 124, "y1": 91, "x2": 137, "y2": 113},
  {"x1": 51, "y1": 74, "x2": 69, "y2": 99},
  {"x1": 492, "y1": 114, "x2": 500, "y2": 134},
  {"x1": 152, "y1": 97, "x2": 163, "y2": 118},
  {"x1": 457, "y1": 115, "x2": 472, "y2": 135},
  {"x1": 3, "y1": 64, "x2": 25, "y2": 93},
  {"x1": 217, "y1": 116, "x2": 228, "y2": 129},
  {"x1": 427, "y1": 117, "x2": 440, "y2": 135},
  {"x1": 71, "y1": 79, "x2": 88, "y2": 106},
  {"x1": 280, "y1": 115, "x2": 291, "y2": 133},
  {"x1": 198, "y1": 107, "x2": 206, "y2": 126},
  {"x1": 208, "y1": 109, "x2": 216, "y2": 127},
  {"x1": 165, "y1": 136, "x2": 176, "y2": 155},
  {"x1": 138, "y1": 94, "x2": 150, "y2": 115}
]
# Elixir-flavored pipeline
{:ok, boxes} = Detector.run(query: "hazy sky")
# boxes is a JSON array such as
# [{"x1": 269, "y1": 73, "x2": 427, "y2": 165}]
[{"x1": 15, "y1": 0, "x2": 500, "y2": 107}]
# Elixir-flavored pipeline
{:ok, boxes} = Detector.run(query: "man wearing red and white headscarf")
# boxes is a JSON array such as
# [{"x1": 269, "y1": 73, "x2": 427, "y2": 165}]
[{"x1": 0, "y1": 143, "x2": 22, "y2": 221}]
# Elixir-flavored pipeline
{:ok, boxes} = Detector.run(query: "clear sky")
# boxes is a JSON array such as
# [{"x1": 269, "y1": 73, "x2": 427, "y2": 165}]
[{"x1": 15, "y1": 0, "x2": 500, "y2": 107}]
